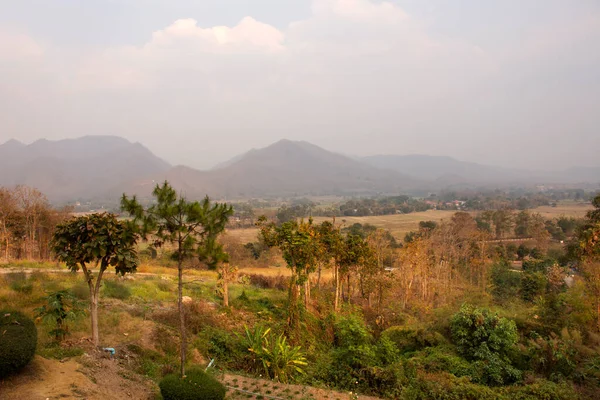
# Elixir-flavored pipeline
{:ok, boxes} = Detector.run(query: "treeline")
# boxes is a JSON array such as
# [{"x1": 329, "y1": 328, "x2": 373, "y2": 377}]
[
  {"x1": 436, "y1": 188, "x2": 592, "y2": 210},
  {"x1": 0, "y1": 186, "x2": 71, "y2": 261}
]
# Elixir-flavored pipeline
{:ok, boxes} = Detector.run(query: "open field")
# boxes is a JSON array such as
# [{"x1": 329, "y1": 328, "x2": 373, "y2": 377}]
[
  {"x1": 227, "y1": 202, "x2": 593, "y2": 244},
  {"x1": 531, "y1": 201, "x2": 592, "y2": 219}
]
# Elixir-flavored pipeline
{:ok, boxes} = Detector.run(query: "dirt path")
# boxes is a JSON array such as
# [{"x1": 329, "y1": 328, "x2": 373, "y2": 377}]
[{"x1": 0, "y1": 354, "x2": 156, "y2": 400}]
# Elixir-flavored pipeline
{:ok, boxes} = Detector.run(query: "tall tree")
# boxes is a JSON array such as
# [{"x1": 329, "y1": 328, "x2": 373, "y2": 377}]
[
  {"x1": 258, "y1": 217, "x2": 318, "y2": 334},
  {"x1": 121, "y1": 181, "x2": 232, "y2": 376},
  {"x1": 51, "y1": 213, "x2": 138, "y2": 346},
  {"x1": 569, "y1": 194, "x2": 600, "y2": 329},
  {"x1": 0, "y1": 188, "x2": 17, "y2": 261}
]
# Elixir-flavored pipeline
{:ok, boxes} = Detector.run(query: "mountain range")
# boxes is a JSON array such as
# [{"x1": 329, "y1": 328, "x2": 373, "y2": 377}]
[{"x1": 0, "y1": 136, "x2": 597, "y2": 202}]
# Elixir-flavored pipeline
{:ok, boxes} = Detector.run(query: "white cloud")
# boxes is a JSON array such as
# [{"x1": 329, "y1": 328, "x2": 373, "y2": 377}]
[
  {"x1": 0, "y1": 30, "x2": 44, "y2": 60},
  {"x1": 0, "y1": 0, "x2": 598, "y2": 170}
]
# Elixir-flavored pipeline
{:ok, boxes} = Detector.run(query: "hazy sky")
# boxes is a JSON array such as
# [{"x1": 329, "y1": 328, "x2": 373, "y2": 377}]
[{"x1": 1, "y1": 0, "x2": 599, "y2": 170}]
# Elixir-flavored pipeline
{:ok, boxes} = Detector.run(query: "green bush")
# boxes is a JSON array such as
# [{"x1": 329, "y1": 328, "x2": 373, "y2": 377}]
[
  {"x1": 0, "y1": 311, "x2": 38, "y2": 378},
  {"x1": 491, "y1": 262, "x2": 521, "y2": 302},
  {"x1": 521, "y1": 271, "x2": 547, "y2": 302},
  {"x1": 102, "y1": 280, "x2": 131, "y2": 300},
  {"x1": 6, "y1": 272, "x2": 33, "y2": 294},
  {"x1": 450, "y1": 304, "x2": 521, "y2": 385},
  {"x1": 503, "y1": 380, "x2": 579, "y2": 400},
  {"x1": 159, "y1": 367, "x2": 226, "y2": 400},
  {"x1": 402, "y1": 373, "x2": 499, "y2": 400},
  {"x1": 381, "y1": 326, "x2": 444, "y2": 354}
]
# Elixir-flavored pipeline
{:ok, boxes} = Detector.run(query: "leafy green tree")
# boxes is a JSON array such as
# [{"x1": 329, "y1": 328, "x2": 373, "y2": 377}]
[
  {"x1": 51, "y1": 213, "x2": 138, "y2": 346},
  {"x1": 121, "y1": 181, "x2": 232, "y2": 376},
  {"x1": 451, "y1": 304, "x2": 521, "y2": 385},
  {"x1": 258, "y1": 217, "x2": 318, "y2": 333},
  {"x1": 568, "y1": 193, "x2": 600, "y2": 329}
]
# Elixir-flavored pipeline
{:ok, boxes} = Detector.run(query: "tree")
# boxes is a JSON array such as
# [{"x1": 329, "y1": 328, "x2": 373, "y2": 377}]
[
  {"x1": 0, "y1": 188, "x2": 17, "y2": 261},
  {"x1": 569, "y1": 193, "x2": 600, "y2": 329},
  {"x1": 121, "y1": 181, "x2": 232, "y2": 376},
  {"x1": 258, "y1": 217, "x2": 318, "y2": 333},
  {"x1": 35, "y1": 290, "x2": 86, "y2": 342},
  {"x1": 51, "y1": 213, "x2": 138, "y2": 346}
]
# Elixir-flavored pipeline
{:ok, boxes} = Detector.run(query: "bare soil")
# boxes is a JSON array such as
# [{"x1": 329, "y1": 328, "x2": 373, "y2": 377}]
[{"x1": 0, "y1": 351, "x2": 156, "y2": 400}]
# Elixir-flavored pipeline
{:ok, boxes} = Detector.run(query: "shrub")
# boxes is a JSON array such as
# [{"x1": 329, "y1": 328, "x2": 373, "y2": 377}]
[
  {"x1": 102, "y1": 280, "x2": 131, "y2": 300},
  {"x1": 244, "y1": 325, "x2": 307, "y2": 383},
  {"x1": 402, "y1": 372, "x2": 499, "y2": 400},
  {"x1": 503, "y1": 380, "x2": 579, "y2": 400},
  {"x1": 159, "y1": 367, "x2": 226, "y2": 400},
  {"x1": 521, "y1": 271, "x2": 547, "y2": 302},
  {"x1": 491, "y1": 262, "x2": 521, "y2": 302},
  {"x1": 450, "y1": 304, "x2": 521, "y2": 385},
  {"x1": 381, "y1": 326, "x2": 444, "y2": 354},
  {"x1": 527, "y1": 331, "x2": 578, "y2": 380},
  {"x1": 6, "y1": 272, "x2": 33, "y2": 294},
  {"x1": 0, "y1": 311, "x2": 38, "y2": 378}
]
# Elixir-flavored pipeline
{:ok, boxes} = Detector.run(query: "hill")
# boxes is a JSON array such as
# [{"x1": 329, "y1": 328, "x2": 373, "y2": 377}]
[
  {"x1": 361, "y1": 154, "x2": 526, "y2": 184},
  {"x1": 0, "y1": 136, "x2": 171, "y2": 202},
  {"x1": 133, "y1": 139, "x2": 418, "y2": 199}
]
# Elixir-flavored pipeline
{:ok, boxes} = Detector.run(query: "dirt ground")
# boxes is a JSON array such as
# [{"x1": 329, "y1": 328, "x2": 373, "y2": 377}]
[{"x1": 0, "y1": 352, "x2": 157, "y2": 400}]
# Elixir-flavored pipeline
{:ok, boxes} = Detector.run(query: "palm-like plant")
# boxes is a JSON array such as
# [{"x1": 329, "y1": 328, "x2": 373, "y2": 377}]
[
  {"x1": 244, "y1": 325, "x2": 307, "y2": 383},
  {"x1": 35, "y1": 290, "x2": 86, "y2": 341}
]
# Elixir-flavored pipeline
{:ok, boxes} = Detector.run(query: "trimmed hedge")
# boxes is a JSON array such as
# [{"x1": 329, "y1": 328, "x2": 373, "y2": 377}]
[
  {"x1": 0, "y1": 310, "x2": 37, "y2": 378},
  {"x1": 159, "y1": 367, "x2": 226, "y2": 400}
]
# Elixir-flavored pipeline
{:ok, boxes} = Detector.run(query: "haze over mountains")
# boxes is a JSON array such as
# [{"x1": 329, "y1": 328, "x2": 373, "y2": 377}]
[{"x1": 0, "y1": 136, "x2": 597, "y2": 203}]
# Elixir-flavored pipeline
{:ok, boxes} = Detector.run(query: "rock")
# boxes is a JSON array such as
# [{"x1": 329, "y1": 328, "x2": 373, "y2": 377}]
[{"x1": 182, "y1": 296, "x2": 193, "y2": 304}]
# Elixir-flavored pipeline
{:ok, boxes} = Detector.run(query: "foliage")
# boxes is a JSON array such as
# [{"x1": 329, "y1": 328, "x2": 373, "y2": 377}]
[
  {"x1": 450, "y1": 304, "x2": 521, "y2": 385},
  {"x1": 490, "y1": 262, "x2": 521, "y2": 303},
  {"x1": 527, "y1": 330, "x2": 579, "y2": 380},
  {"x1": 34, "y1": 290, "x2": 86, "y2": 341},
  {"x1": 244, "y1": 325, "x2": 307, "y2": 383},
  {"x1": 159, "y1": 367, "x2": 226, "y2": 400},
  {"x1": 102, "y1": 280, "x2": 132, "y2": 300},
  {"x1": 6, "y1": 271, "x2": 34, "y2": 294},
  {"x1": 0, "y1": 310, "x2": 37, "y2": 378},
  {"x1": 122, "y1": 181, "x2": 232, "y2": 376},
  {"x1": 520, "y1": 271, "x2": 547, "y2": 302},
  {"x1": 51, "y1": 212, "x2": 139, "y2": 346},
  {"x1": 381, "y1": 326, "x2": 444, "y2": 354}
]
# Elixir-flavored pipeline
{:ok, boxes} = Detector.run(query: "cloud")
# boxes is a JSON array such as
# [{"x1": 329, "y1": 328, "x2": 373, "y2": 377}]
[
  {"x1": 0, "y1": 30, "x2": 44, "y2": 60},
  {"x1": 0, "y1": 0, "x2": 598, "y2": 170},
  {"x1": 148, "y1": 17, "x2": 285, "y2": 53}
]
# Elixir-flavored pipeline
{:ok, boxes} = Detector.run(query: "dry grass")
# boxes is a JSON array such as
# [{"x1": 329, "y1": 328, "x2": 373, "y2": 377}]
[{"x1": 531, "y1": 201, "x2": 592, "y2": 219}]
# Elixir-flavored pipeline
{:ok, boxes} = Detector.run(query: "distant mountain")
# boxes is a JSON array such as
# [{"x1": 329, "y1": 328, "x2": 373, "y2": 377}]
[
  {"x1": 130, "y1": 139, "x2": 418, "y2": 199},
  {"x1": 0, "y1": 136, "x2": 171, "y2": 202},
  {"x1": 362, "y1": 154, "x2": 530, "y2": 184}
]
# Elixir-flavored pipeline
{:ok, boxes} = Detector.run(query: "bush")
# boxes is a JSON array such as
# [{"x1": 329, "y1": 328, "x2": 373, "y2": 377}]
[
  {"x1": 381, "y1": 326, "x2": 444, "y2": 354},
  {"x1": 0, "y1": 311, "x2": 38, "y2": 378},
  {"x1": 159, "y1": 367, "x2": 226, "y2": 400},
  {"x1": 102, "y1": 280, "x2": 131, "y2": 300},
  {"x1": 491, "y1": 262, "x2": 521, "y2": 303},
  {"x1": 450, "y1": 304, "x2": 521, "y2": 385},
  {"x1": 6, "y1": 272, "x2": 33, "y2": 294},
  {"x1": 521, "y1": 272, "x2": 547, "y2": 302}
]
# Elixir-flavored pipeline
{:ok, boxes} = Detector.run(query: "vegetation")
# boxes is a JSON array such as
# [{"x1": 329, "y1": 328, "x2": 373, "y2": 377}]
[
  {"x1": 2, "y1": 184, "x2": 600, "y2": 399},
  {"x1": 159, "y1": 367, "x2": 226, "y2": 400},
  {"x1": 0, "y1": 310, "x2": 37, "y2": 378},
  {"x1": 34, "y1": 290, "x2": 86, "y2": 341},
  {"x1": 50, "y1": 213, "x2": 139, "y2": 346},
  {"x1": 121, "y1": 181, "x2": 233, "y2": 376}
]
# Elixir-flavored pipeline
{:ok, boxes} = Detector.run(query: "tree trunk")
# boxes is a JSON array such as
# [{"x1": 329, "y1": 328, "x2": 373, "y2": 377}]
[
  {"x1": 334, "y1": 264, "x2": 340, "y2": 312},
  {"x1": 317, "y1": 264, "x2": 322, "y2": 289},
  {"x1": 597, "y1": 298, "x2": 600, "y2": 332},
  {"x1": 178, "y1": 255, "x2": 186, "y2": 377},
  {"x1": 223, "y1": 279, "x2": 229, "y2": 307},
  {"x1": 304, "y1": 279, "x2": 310, "y2": 308},
  {"x1": 90, "y1": 289, "x2": 99, "y2": 346}
]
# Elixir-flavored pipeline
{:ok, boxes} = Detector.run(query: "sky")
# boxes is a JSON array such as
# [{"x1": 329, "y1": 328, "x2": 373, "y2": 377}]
[{"x1": 1, "y1": 0, "x2": 599, "y2": 171}]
